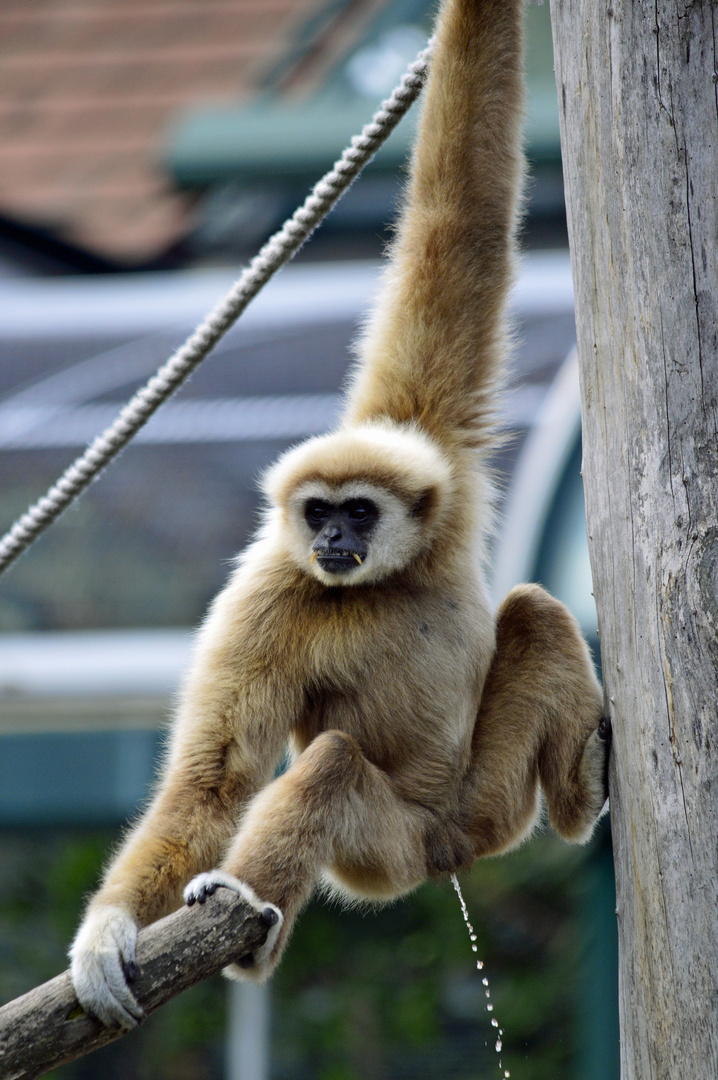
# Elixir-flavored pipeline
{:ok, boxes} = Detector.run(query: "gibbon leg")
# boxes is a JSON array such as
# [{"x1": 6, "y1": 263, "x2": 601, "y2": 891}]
[
  {"x1": 459, "y1": 584, "x2": 609, "y2": 856},
  {"x1": 184, "y1": 730, "x2": 428, "y2": 981}
]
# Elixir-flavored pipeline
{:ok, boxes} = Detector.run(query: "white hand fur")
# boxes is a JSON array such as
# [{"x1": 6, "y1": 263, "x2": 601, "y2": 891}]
[
  {"x1": 184, "y1": 871, "x2": 283, "y2": 981},
  {"x1": 70, "y1": 904, "x2": 144, "y2": 1029}
]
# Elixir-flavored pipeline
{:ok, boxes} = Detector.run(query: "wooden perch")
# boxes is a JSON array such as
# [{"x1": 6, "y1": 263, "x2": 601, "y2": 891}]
[{"x1": 0, "y1": 891, "x2": 275, "y2": 1080}]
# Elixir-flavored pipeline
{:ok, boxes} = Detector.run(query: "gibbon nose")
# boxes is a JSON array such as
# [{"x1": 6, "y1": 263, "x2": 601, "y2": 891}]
[{"x1": 322, "y1": 524, "x2": 343, "y2": 545}]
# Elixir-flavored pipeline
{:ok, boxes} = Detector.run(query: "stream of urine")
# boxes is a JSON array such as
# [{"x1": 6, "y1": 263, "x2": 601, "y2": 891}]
[{"x1": 450, "y1": 874, "x2": 510, "y2": 1079}]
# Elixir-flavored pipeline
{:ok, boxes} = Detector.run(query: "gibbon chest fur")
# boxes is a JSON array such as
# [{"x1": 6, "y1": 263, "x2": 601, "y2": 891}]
[
  {"x1": 69, "y1": 0, "x2": 610, "y2": 1032},
  {"x1": 194, "y1": 486, "x2": 493, "y2": 797}
]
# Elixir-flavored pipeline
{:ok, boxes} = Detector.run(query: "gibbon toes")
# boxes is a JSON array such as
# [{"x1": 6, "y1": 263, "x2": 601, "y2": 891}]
[
  {"x1": 598, "y1": 715, "x2": 612, "y2": 798},
  {"x1": 184, "y1": 871, "x2": 284, "y2": 981},
  {"x1": 229, "y1": 904, "x2": 281, "y2": 974},
  {"x1": 185, "y1": 869, "x2": 253, "y2": 907}
]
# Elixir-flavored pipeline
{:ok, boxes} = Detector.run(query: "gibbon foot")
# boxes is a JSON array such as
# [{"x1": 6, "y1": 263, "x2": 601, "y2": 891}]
[
  {"x1": 559, "y1": 719, "x2": 611, "y2": 841},
  {"x1": 598, "y1": 715, "x2": 612, "y2": 796},
  {"x1": 183, "y1": 871, "x2": 283, "y2": 979},
  {"x1": 69, "y1": 904, "x2": 144, "y2": 1030}
]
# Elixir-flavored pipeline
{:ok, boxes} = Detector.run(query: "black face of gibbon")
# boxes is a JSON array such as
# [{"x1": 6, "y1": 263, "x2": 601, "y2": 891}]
[{"x1": 304, "y1": 497, "x2": 379, "y2": 574}]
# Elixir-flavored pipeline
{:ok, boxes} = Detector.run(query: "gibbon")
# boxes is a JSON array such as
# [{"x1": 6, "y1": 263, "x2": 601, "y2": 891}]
[{"x1": 70, "y1": 0, "x2": 610, "y2": 1029}]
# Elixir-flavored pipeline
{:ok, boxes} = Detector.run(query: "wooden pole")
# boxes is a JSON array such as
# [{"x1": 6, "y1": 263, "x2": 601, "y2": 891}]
[
  {"x1": 0, "y1": 892, "x2": 275, "y2": 1080},
  {"x1": 549, "y1": 2, "x2": 718, "y2": 1077}
]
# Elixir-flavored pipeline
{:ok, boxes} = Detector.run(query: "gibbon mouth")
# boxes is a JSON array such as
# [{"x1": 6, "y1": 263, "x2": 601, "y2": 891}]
[{"x1": 311, "y1": 548, "x2": 363, "y2": 572}]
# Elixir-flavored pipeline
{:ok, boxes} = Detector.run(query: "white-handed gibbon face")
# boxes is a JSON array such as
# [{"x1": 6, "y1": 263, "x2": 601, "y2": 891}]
[
  {"x1": 287, "y1": 480, "x2": 430, "y2": 586},
  {"x1": 262, "y1": 423, "x2": 455, "y2": 585}
]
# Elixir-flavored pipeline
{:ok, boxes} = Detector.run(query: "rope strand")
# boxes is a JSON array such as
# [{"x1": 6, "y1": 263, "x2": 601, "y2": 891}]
[{"x1": 0, "y1": 42, "x2": 432, "y2": 577}]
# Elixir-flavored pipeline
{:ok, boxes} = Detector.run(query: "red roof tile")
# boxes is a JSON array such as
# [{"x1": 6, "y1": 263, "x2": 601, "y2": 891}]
[{"x1": 0, "y1": 0, "x2": 358, "y2": 266}]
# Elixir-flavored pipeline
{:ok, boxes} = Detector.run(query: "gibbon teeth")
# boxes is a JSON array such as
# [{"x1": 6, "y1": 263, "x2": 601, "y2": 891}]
[{"x1": 313, "y1": 550, "x2": 363, "y2": 564}]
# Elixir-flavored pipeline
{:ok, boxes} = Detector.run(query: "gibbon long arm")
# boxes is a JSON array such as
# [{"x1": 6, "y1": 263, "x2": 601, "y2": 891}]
[{"x1": 346, "y1": 0, "x2": 524, "y2": 449}]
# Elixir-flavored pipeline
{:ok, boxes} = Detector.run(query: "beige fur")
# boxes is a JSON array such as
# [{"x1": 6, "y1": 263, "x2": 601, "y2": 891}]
[{"x1": 70, "y1": 0, "x2": 607, "y2": 1030}]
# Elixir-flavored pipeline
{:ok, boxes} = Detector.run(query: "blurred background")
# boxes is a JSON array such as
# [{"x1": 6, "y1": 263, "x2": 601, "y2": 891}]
[{"x1": 0, "y1": 2, "x2": 618, "y2": 1078}]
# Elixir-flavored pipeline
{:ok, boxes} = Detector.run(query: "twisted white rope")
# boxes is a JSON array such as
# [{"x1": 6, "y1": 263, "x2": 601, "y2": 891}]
[{"x1": 0, "y1": 42, "x2": 432, "y2": 577}]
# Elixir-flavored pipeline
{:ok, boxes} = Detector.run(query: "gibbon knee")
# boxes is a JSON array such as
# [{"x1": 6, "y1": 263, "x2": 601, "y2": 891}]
[{"x1": 290, "y1": 730, "x2": 365, "y2": 805}]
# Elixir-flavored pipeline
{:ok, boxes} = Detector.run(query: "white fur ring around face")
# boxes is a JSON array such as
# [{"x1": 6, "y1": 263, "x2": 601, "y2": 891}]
[
  {"x1": 69, "y1": 904, "x2": 144, "y2": 1030},
  {"x1": 184, "y1": 870, "x2": 283, "y2": 979}
]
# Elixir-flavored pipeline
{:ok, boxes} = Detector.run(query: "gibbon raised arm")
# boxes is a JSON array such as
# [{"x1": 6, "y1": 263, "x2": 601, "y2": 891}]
[{"x1": 70, "y1": 0, "x2": 610, "y2": 1031}]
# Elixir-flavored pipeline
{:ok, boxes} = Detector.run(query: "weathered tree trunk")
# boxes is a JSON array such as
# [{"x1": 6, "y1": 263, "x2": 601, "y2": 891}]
[
  {"x1": 549, "y1": 2, "x2": 718, "y2": 1078},
  {"x1": 0, "y1": 892, "x2": 274, "y2": 1080}
]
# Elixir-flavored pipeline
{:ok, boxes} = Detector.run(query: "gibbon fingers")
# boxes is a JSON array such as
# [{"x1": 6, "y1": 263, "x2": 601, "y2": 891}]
[{"x1": 70, "y1": 0, "x2": 610, "y2": 1031}]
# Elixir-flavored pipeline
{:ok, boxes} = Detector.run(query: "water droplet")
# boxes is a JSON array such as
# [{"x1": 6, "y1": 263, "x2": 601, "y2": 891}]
[{"x1": 450, "y1": 874, "x2": 505, "y2": 1077}]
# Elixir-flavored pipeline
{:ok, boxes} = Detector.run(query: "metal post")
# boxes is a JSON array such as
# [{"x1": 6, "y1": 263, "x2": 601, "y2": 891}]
[{"x1": 226, "y1": 981, "x2": 271, "y2": 1080}]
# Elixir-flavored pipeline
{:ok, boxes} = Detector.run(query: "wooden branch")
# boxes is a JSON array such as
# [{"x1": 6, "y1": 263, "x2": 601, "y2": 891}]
[
  {"x1": 0, "y1": 892, "x2": 274, "y2": 1080},
  {"x1": 550, "y1": 2, "x2": 718, "y2": 1078}
]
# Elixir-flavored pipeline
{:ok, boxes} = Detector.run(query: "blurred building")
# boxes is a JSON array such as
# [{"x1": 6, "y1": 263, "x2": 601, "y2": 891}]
[{"x1": 0, "y1": 0, "x2": 564, "y2": 273}]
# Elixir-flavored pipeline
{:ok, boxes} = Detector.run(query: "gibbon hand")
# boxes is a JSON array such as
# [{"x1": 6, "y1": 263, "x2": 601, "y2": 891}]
[{"x1": 70, "y1": 905, "x2": 143, "y2": 1029}]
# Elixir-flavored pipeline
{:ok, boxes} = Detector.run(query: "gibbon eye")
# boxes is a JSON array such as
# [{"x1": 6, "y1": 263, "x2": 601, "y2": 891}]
[
  {"x1": 304, "y1": 500, "x2": 332, "y2": 527},
  {"x1": 343, "y1": 499, "x2": 378, "y2": 525}
]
